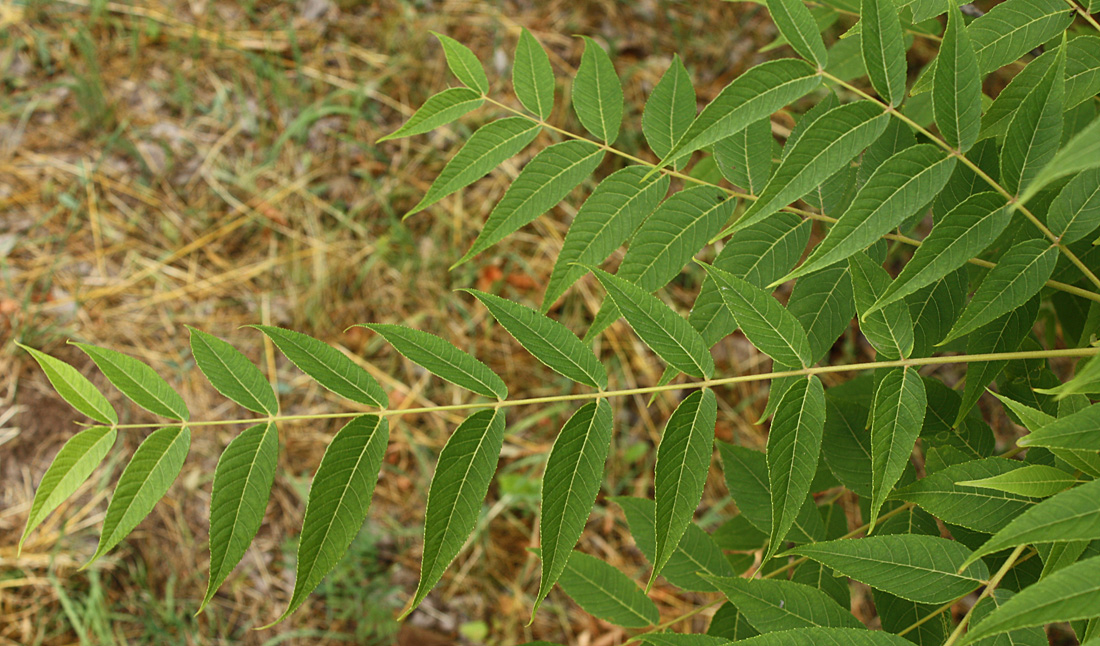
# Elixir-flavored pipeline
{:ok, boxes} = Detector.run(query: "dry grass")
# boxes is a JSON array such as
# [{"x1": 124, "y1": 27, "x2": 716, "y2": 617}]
[{"x1": 0, "y1": 1, "x2": 792, "y2": 643}]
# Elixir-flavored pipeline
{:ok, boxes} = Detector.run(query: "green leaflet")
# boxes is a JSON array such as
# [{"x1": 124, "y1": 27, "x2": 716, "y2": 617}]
[
  {"x1": 377, "y1": 87, "x2": 483, "y2": 142},
  {"x1": 613, "y1": 497, "x2": 736, "y2": 592},
  {"x1": 513, "y1": 28, "x2": 554, "y2": 120},
  {"x1": 643, "y1": 55, "x2": 695, "y2": 161},
  {"x1": 74, "y1": 343, "x2": 188, "y2": 421},
  {"x1": 700, "y1": 263, "x2": 812, "y2": 369},
  {"x1": 1036, "y1": 353, "x2": 1100, "y2": 399},
  {"x1": 1048, "y1": 168, "x2": 1100, "y2": 244},
  {"x1": 765, "y1": 376, "x2": 826, "y2": 560},
  {"x1": 708, "y1": 603, "x2": 761, "y2": 642},
  {"x1": 188, "y1": 327, "x2": 278, "y2": 416},
  {"x1": 586, "y1": 187, "x2": 735, "y2": 341},
  {"x1": 912, "y1": 0, "x2": 1074, "y2": 95},
  {"x1": 432, "y1": 31, "x2": 488, "y2": 94},
  {"x1": 409, "y1": 409, "x2": 505, "y2": 614},
  {"x1": 702, "y1": 576, "x2": 861, "y2": 632},
  {"x1": 933, "y1": 0, "x2": 981, "y2": 153},
  {"x1": 251, "y1": 326, "x2": 387, "y2": 408},
  {"x1": 940, "y1": 240, "x2": 1059, "y2": 345},
  {"x1": 714, "y1": 118, "x2": 774, "y2": 194},
  {"x1": 788, "y1": 264, "x2": 856, "y2": 363},
  {"x1": 590, "y1": 268, "x2": 714, "y2": 378},
  {"x1": 456, "y1": 139, "x2": 604, "y2": 265},
  {"x1": 907, "y1": 268, "x2": 969, "y2": 358},
  {"x1": 869, "y1": 367, "x2": 927, "y2": 528},
  {"x1": 733, "y1": 628, "x2": 913, "y2": 646},
  {"x1": 956, "y1": 297, "x2": 1039, "y2": 425},
  {"x1": 960, "y1": 556, "x2": 1100, "y2": 645},
  {"x1": 766, "y1": 0, "x2": 828, "y2": 68},
  {"x1": 718, "y1": 442, "x2": 825, "y2": 544},
  {"x1": 870, "y1": 192, "x2": 1011, "y2": 315},
  {"x1": 733, "y1": 101, "x2": 889, "y2": 233},
  {"x1": 651, "y1": 389, "x2": 718, "y2": 587},
  {"x1": 200, "y1": 422, "x2": 278, "y2": 613},
  {"x1": 822, "y1": 395, "x2": 872, "y2": 497},
  {"x1": 542, "y1": 167, "x2": 669, "y2": 312},
  {"x1": 962, "y1": 478, "x2": 1100, "y2": 567},
  {"x1": 272, "y1": 415, "x2": 388, "y2": 624},
  {"x1": 1017, "y1": 402, "x2": 1100, "y2": 450},
  {"x1": 875, "y1": 589, "x2": 950, "y2": 646},
  {"x1": 849, "y1": 252, "x2": 914, "y2": 360},
  {"x1": 357, "y1": 324, "x2": 507, "y2": 399},
  {"x1": 557, "y1": 550, "x2": 659, "y2": 628},
  {"x1": 957, "y1": 464, "x2": 1076, "y2": 498},
  {"x1": 534, "y1": 400, "x2": 613, "y2": 616},
  {"x1": 18, "y1": 343, "x2": 117, "y2": 425},
  {"x1": 1001, "y1": 41, "x2": 1065, "y2": 197},
  {"x1": 641, "y1": 636, "x2": 733, "y2": 646},
  {"x1": 787, "y1": 534, "x2": 989, "y2": 604},
  {"x1": 860, "y1": 0, "x2": 906, "y2": 106},
  {"x1": 969, "y1": 590, "x2": 1048, "y2": 646},
  {"x1": 572, "y1": 36, "x2": 623, "y2": 143},
  {"x1": 780, "y1": 145, "x2": 956, "y2": 284},
  {"x1": 19, "y1": 426, "x2": 116, "y2": 552},
  {"x1": 691, "y1": 212, "x2": 811, "y2": 350},
  {"x1": 893, "y1": 458, "x2": 1038, "y2": 533},
  {"x1": 464, "y1": 290, "x2": 606, "y2": 388},
  {"x1": 660, "y1": 58, "x2": 822, "y2": 165},
  {"x1": 1021, "y1": 116, "x2": 1100, "y2": 205},
  {"x1": 88, "y1": 426, "x2": 191, "y2": 566},
  {"x1": 408, "y1": 117, "x2": 541, "y2": 216}
]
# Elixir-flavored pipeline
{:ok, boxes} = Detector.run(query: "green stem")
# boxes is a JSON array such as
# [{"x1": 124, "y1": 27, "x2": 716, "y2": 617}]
[
  {"x1": 1063, "y1": 0, "x2": 1100, "y2": 34},
  {"x1": 941, "y1": 545, "x2": 1030, "y2": 646},
  {"x1": 105, "y1": 347, "x2": 1099, "y2": 430},
  {"x1": 819, "y1": 70, "x2": 1100, "y2": 294}
]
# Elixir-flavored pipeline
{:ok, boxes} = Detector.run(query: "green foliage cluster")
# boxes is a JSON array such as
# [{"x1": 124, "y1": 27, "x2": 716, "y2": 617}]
[{"x1": 15, "y1": 0, "x2": 1100, "y2": 643}]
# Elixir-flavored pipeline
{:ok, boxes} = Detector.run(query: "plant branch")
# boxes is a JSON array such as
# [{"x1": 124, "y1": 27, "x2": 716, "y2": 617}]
[
  {"x1": 820, "y1": 70, "x2": 1100, "y2": 293},
  {"x1": 105, "y1": 347, "x2": 1099, "y2": 430}
]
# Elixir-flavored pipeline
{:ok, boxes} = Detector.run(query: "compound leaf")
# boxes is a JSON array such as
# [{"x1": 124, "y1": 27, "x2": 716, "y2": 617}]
[
  {"x1": 1000, "y1": 41, "x2": 1064, "y2": 197},
  {"x1": 860, "y1": 0, "x2": 906, "y2": 106},
  {"x1": 933, "y1": 0, "x2": 982, "y2": 153}
]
